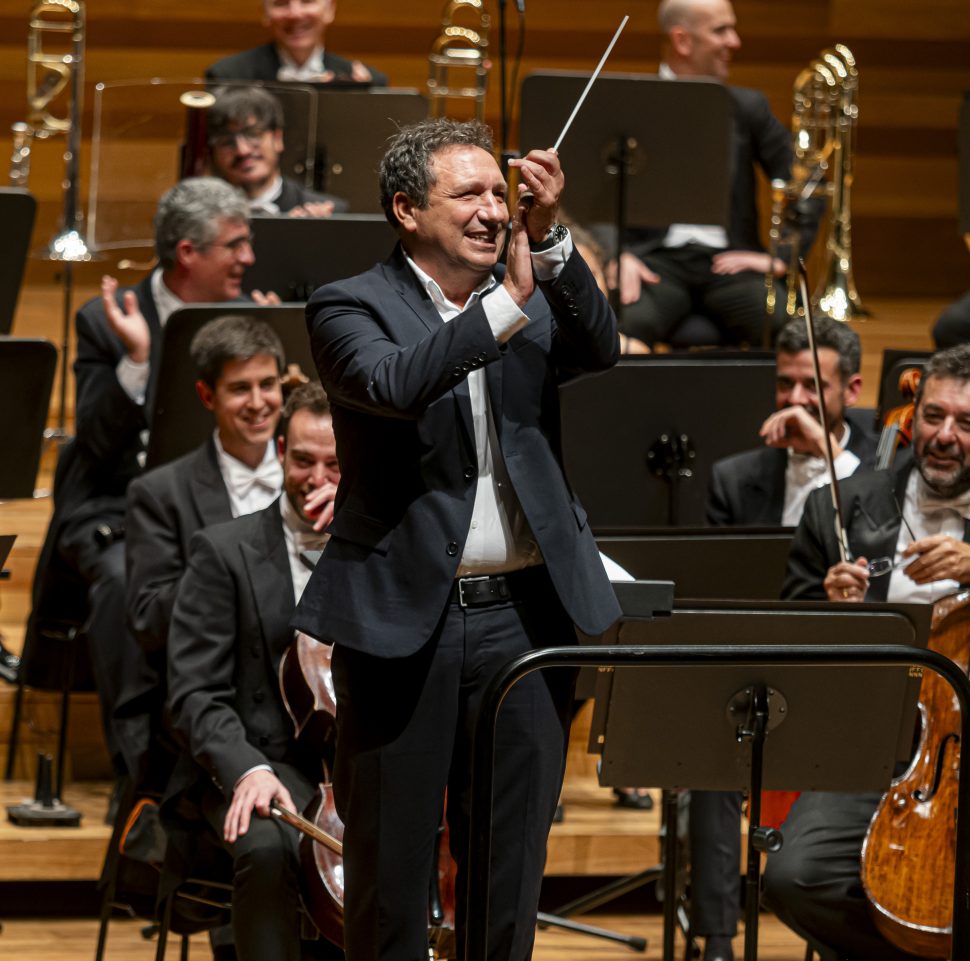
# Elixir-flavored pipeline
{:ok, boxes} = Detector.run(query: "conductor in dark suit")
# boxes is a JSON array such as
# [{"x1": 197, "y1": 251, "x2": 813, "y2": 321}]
[
  {"x1": 206, "y1": 0, "x2": 386, "y2": 86},
  {"x1": 166, "y1": 383, "x2": 340, "y2": 961},
  {"x1": 615, "y1": 0, "x2": 814, "y2": 347},
  {"x1": 120, "y1": 315, "x2": 285, "y2": 776},
  {"x1": 27, "y1": 178, "x2": 261, "y2": 772},
  {"x1": 762, "y1": 345, "x2": 970, "y2": 961},
  {"x1": 292, "y1": 117, "x2": 621, "y2": 961},
  {"x1": 694, "y1": 316, "x2": 874, "y2": 961}
]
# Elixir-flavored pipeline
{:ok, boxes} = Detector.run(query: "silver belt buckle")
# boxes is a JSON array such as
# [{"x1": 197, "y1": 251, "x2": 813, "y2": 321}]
[{"x1": 458, "y1": 574, "x2": 490, "y2": 607}]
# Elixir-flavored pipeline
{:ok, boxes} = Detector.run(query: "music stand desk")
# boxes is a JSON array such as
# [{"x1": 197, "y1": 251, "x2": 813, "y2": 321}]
[
  {"x1": 0, "y1": 189, "x2": 36, "y2": 335},
  {"x1": 465, "y1": 597, "x2": 970, "y2": 961},
  {"x1": 145, "y1": 304, "x2": 314, "y2": 469}
]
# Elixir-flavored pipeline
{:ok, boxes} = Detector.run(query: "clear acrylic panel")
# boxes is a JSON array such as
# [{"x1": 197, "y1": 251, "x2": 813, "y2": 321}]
[{"x1": 87, "y1": 78, "x2": 317, "y2": 252}]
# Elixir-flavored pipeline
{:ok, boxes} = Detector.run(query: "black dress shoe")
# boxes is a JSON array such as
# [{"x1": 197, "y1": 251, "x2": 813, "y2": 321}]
[
  {"x1": 0, "y1": 637, "x2": 20, "y2": 685},
  {"x1": 613, "y1": 787, "x2": 654, "y2": 810},
  {"x1": 702, "y1": 935, "x2": 734, "y2": 961}
]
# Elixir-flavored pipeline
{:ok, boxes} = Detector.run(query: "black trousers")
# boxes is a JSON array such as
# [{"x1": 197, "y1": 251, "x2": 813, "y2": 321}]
[
  {"x1": 202, "y1": 761, "x2": 316, "y2": 961},
  {"x1": 620, "y1": 244, "x2": 787, "y2": 348},
  {"x1": 689, "y1": 789, "x2": 742, "y2": 938},
  {"x1": 330, "y1": 567, "x2": 577, "y2": 961},
  {"x1": 763, "y1": 791, "x2": 925, "y2": 961}
]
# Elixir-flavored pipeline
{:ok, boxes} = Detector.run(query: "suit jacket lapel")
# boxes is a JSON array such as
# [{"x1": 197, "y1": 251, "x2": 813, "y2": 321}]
[
  {"x1": 854, "y1": 463, "x2": 911, "y2": 602},
  {"x1": 138, "y1": 275, "x2": 163, "y2": 416},
  {"x1": 190, "y1": 437, "x2": 234, "y2": 526},
  {"x1": 241, "y1": 502, "x2": 295, "y2": 663}
]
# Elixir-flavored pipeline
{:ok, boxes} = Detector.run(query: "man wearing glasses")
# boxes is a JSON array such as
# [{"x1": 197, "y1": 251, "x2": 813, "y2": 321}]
[
  {"x1": 763, "y1": 343, "x2": 970, "y2": 960},
  {"x1": 206, "y1": 86, "x2": 348, "y2": 217},
  {"x1": 28, "y1": 177, "x2": 276, "y2": 778}
]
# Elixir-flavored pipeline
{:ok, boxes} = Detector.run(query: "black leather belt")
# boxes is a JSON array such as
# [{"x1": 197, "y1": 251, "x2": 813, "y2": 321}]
[{"x1": 449, "y1": 569, "x2": 541, "y2": 608}]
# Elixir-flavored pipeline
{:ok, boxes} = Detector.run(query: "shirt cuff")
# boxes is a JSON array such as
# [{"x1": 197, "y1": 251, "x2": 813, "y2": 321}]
[
  {"x1": 531, "y1": 232, "x2": 574, "y2": 282},
  {"x1": 232, "y1": 764, "x2": 274, "y2": 793},
  {"x1": 833, "y1": 449, "x2": 860, "y2": 480},
  {"x1": 116, "y1": 356, "x2": 149, "y2": 405},
  {"x1": 483, "y1": 284, "x2": 530, "y2": 344}
]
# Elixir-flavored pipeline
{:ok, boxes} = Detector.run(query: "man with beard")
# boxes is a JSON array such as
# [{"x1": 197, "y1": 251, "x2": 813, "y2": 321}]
[
  {"x1": 761, "y1": 344, "x2": 970, "y2": 961},
  {"x1": 694, "y1": 317, "x2": 876, "y2": 961},
  {"x1": 206, "y1": 86, "x2": 348, "y2": 216}
]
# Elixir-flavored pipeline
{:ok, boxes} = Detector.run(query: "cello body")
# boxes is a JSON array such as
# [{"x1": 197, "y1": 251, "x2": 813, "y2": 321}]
[{"x1": 861, "y1": 590, "x2": 970, "y2": 958}]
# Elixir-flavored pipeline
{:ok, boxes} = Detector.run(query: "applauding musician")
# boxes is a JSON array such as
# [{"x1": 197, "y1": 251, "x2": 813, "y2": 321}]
[
  {"x1": 206, "y1": 0, "x2": 386, "y2": 86},
  {"x1": 165, "y1": 383, "x2": 340, "y2": 961},
  {"x1": 763, "y1": 344, "x2": 970, "y2": 961},
  {"x1": 292, "y1": 117, "x2": 620, "y2": 961}
]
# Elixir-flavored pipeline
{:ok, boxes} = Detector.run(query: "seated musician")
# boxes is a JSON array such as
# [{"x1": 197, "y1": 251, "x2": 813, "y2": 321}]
[
  {"x1": 165, "y1": 383, "x2": 340, "y2": 961},
  {"x1": 29, "y1": 177, "x2": 274, "y2": 778},
  {"x1": 206, "y1": 86, "x2": 349, "y2": 216},
  {"x1": 693, "y1": 316, "x2": 876, "y2": 961},
  {"x1": 205, "y1": 0, "x2": 387, "y2": 86},
  {"x1": 762, "y1": 343, "x2": 970, "y2": 961},
  {"x1": 119, "y1": 315, "x2": 286, "y2": 780},
  {"x1": 614, "y1": 0, "x2": 815, "y2": 348}
]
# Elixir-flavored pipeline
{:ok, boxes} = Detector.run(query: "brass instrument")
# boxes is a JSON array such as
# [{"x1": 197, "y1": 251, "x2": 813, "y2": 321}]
[
  {"x1": 427, "y1": 0, "x2": 491, "y2": 120},
  {"x1": 766, "y1": 44, "x2": 867, "y2": 324},
  {"x1": 10, "y1": 1, "x2": 90, "y2": 437}
]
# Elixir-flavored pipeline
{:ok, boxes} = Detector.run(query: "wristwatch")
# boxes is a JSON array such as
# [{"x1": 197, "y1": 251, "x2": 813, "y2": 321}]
[{"x1": 530, "y1": 222, "x2": 568, "y2": 252}]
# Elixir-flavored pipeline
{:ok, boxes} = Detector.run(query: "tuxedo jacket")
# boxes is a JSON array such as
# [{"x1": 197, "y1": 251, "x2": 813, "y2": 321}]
[
  {"x1": 782, "y1": 452, "x2": 970, "y2": 603},
  {"x1": 706, "y1": 410, "x2": 879, "y2": 527},
  {"x1": 629, "y1": 85, "x2": 815, "y2": 259},
  {"x1": 293, "y1": 244, "x2": 623, "y2": 657},
  {"x1": 167, "y1": 499, "x2": 315, "y2": 803},
  {"x1": 125, "y1": 436, "x2": 233, "y2": 656},
  {"x1": 206, "y1": 43, "x2": 388, "y2": 86}
]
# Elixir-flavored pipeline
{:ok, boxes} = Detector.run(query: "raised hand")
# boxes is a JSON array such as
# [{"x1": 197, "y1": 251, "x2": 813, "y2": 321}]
[
  {"x1": 101, "y1": 275, "x2": 150, "y2": 363},
  {"x1": 508, "y1": 148, "x2": 564, "y2": 244},
  {"x1": 760, "y1": 405, "x2": 841, "y2": 458}
]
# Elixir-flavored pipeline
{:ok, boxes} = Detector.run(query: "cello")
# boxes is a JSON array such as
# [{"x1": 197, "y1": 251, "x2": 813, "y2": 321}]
[{"x1": 271, "y1": 631, "x2": 459, "y2": 958}]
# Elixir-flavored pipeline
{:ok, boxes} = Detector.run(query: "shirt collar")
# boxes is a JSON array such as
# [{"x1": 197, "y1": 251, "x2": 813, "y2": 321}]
[
  {"x1": 248, "y1": 175, "x2": 284, "y2": 215},
  {"x1": 276, "y1": 44, "x2": 325, "y2": 76},
  {"x1": 404, "y1": 254, "x2": 497, "y2": 314},
  {"x1": 659, "y1": 63, "x2": 677, "y2": 80},
  {"x1": 213, "y1": 432, "x2": 281, "y2": 498},
  {"x1": 150, "y1": 268, "x2": 184, "y2": 328}
]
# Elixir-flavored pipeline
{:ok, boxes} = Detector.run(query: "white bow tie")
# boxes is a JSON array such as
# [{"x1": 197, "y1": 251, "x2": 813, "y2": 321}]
[
  {"x1": 915, "y1": 480, "x2": 970, "y2": 520},
  {"x1": 224, "y1": 457, "x2": 281, "y2": 501}
]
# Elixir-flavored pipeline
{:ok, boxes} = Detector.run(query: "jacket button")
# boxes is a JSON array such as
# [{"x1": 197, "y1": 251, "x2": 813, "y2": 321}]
[
  {"x1": 453, "y1": 367, "x2": 463, "y2": 378},
  {"x1": 461, "y1": 361, "x2": 471, "y2": 371},
  {"x1": 446, "y1": 541, "x2": 459, "y2": 556},
  {"x1": 478, "y1": 352, "x2": 487, "y2": 362},
  {"x1": 464, "y1": 467, "x2": 475, "y2": 480}
]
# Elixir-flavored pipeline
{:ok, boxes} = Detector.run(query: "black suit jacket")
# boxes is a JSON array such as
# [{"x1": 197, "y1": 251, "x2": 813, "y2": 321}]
[
  {"x1": 206, "y1": 42, "x2": 388, "y2": 86},
  {"x1": 706, "y1": 411, "x2": 879, "y2": 526},
  {"x1": 125, "y1": 436, "x2": 233, "y2": 656},
  {"x1": 167, "y1": 499, "x2": 315, "y2": 801},
  {"x1": 782, "y1": 452, "x2": 970, "y2": 603},
  {"x1": 629, "y1": 85, "x2": 814, "y2": 258},
  {"x1": 293, "y1": 244, "x2": 623, "y2": 657}
]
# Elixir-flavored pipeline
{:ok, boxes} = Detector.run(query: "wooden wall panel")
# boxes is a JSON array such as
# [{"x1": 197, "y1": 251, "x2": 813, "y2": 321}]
[{"x1": 0, "y1": 0, "x2": 967, "y2": 295}]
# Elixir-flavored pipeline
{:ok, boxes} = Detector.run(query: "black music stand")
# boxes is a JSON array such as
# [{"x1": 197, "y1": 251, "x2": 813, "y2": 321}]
[
  {"x1": 464, "y1": 592, "x2": 969, "y2": 961},
  {"x1": 145, "y1": 305, "x2": 314, "y2": 469},
  {"x1": 597, "y1": 527, "x2": 793, "y2": 601},
  {"x1": 520, "y1": 72, "x2": 732, "y2": 313},
  {"x1": 311, "y1": 88, "x2": 428, "y2": 211},
  {"x1": 561, "y1": 354, "x2": 775, "y2": 529},
  {"x1": 0, "y1": 337, "x2": 56, "y2": 498},
  {"x1": 0, "y1": 189, "x2": 36, "y2": 335},
  {"x1": 244, "y1": 214, "x2": 394, "y2": 302}
]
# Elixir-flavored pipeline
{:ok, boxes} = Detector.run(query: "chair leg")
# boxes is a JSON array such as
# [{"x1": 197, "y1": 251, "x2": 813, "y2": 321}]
[
  {"x1": 804, "y1": 944, "x2": 815, "y2": 961},
  {"x1": 180, "y1": 932, "x2": 190, "y2": 961},
  {"x1": 154, "y1": 895, "x2": 173, "y2": 961},
  {"x1": 4, "y1": 671, "x2": 26, "y2": 781}
]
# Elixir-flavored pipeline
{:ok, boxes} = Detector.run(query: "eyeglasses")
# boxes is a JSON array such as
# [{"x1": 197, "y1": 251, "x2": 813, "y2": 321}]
[
  {"x1": 198, "y1": 233, "x2": 254, "y2": 255},
  {"x1": 864, "y1": 493, "x2": 916, "y2": 578},
  {"x1": 209, "y1": 125, "x2": 270, "y2": 151}
]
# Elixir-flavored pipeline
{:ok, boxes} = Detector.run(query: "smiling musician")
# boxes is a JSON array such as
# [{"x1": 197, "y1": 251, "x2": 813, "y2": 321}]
[
  {"x1": 291, "y1": 117, "x2": 621, "y2": 961},
  {"x1": 763, "y1": 344, "x2": 970, "y2": 961}
]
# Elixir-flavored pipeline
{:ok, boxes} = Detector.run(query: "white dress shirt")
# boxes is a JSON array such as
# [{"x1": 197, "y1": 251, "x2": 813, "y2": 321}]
[
  {"x1": 404, "y1": 233, "x2": 573, "y2": 575},
  {"x1": 214, "y1": 432, "x2": 283, "y2": 517},
  {"x1": 782, "y1": 423, "x2": 860, "y2": 527},
  {"x1": 248, "y1": 175, "x2": 285, "y2": 215},
  {"x1": 276, "y1": 45, "x2": 326, "y2": 81},
  {"x1": 280, "y1": 493, "x2": 330, "y2": 604},
  {"x1": 886, "y1": 471, "x2": 968, "y2": 604}
]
